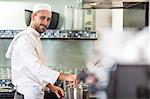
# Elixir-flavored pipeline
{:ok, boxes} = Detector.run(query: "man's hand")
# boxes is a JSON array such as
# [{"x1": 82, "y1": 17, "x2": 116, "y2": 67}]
[
  {"x1": 58, "y1": 73, "x2": 79, "y2": 84},
  {"x1": 47, "y1": 83, "x2": 64, "y2": 98},
  {"x1": 58, "y1": 73, "x2": 76, "y2": 81},
  {"x1": 59, "y1": 73, "x2": 79, "y2": 84}
]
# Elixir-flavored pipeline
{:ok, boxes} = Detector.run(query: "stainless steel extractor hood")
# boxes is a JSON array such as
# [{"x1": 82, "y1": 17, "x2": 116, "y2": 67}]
[
  {"x1": 82, "y1": 0, "x2": 149, "y2": 9},
  {"x1": 82, "y1": 0, "x2": 123, "y2": 9}
]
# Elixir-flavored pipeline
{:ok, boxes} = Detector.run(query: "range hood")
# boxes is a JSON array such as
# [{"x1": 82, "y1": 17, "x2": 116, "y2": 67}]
[{"x1": 82, "y1": 0, "x2": 148, "y2": 9}]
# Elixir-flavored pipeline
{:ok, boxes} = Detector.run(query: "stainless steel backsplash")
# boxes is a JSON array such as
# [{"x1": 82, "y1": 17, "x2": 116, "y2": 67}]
[
  {"x1": 0, "y1": 39, "x2": 11, "y2": 67},
  {"x1": 0, "y1": 39, "x2": 95, "y2": 74}
]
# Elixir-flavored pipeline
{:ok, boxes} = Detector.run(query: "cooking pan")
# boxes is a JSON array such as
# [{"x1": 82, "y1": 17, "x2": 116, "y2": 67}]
[{"x1": 65, "y1": 83, "x2": 89, "y2": 99}]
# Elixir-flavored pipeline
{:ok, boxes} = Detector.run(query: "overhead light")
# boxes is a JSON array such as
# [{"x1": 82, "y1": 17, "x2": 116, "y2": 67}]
[{"x1": 89, "y1": 3, "x2": 97, "y2": 6}]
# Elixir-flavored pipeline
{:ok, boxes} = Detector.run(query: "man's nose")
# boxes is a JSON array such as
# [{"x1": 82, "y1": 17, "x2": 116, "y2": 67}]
[{"x1": 43, "y1": 19, "x2": 49, "y2": 26}]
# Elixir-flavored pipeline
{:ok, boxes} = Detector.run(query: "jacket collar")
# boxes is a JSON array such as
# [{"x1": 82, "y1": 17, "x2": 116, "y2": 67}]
[{"x1": 27, "y1": 27, "x2": 41, "y2": 38}]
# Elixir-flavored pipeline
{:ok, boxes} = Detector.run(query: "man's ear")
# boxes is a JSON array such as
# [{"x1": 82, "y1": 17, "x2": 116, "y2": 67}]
[{"x1": 31, "y1": 13, "x2": 36, "y2": 20}]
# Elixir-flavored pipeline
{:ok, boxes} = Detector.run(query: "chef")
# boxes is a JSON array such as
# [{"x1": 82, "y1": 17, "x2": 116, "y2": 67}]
[{"x1": 5, "y1": 3, "x2": 77, "y2": 99}]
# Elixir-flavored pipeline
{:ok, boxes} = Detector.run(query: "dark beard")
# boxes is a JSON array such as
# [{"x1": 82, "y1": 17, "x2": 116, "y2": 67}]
[
  {"x1": 37, "y1": 25, "x2": 47, "y2": 34},
  {"x1": 35, "y1": 28, "x2": 44, "y2": 34}
]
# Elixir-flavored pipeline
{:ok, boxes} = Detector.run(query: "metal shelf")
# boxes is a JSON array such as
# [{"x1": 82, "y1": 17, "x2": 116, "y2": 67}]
[{"x1": 0, "y1": 30, "x2": 98, "y2": 40}]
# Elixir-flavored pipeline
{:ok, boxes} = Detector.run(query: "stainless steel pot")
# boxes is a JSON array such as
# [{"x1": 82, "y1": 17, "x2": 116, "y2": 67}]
[{"x1": 65, "y1": 83, "x2": 89, "y2": 99}]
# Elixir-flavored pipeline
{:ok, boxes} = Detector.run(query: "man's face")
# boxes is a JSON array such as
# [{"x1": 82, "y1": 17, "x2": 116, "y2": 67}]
[{"x1": 32, "y1": 10, "x2": 52, "y2": 33}]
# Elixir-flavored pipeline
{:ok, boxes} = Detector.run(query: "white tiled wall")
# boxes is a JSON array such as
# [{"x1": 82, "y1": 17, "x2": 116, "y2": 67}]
[{"x1": 0, "y1": 0, "x2": 77, "y2": 30}]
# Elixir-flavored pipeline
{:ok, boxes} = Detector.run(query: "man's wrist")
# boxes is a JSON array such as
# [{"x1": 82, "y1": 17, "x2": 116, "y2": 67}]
[{"x1": 46, "y1": 83, "x2": 52, "y2": 88}]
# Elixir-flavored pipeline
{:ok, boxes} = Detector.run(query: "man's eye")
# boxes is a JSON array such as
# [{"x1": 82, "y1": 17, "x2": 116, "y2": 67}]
[
  {"x1": 47, "y1": 18, "x2": 51, "y2": 22},
  {"x1": 40, "y1": 16, "x2": 45, "y2": 20}
]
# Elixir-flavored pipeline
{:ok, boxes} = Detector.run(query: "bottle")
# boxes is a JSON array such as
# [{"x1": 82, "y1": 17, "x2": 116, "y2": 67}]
[
  {"x1": 73, "y1": 7, "x2": 83, "y2": 30},
  {"x1": 64, "y1": 6, "x2": 74, "y2": 30}
]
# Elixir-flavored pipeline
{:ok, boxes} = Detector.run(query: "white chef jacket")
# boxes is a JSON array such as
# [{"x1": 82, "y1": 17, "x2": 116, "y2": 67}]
[{"x1": 5, "y1": 27, "x2": 60, "y2": 98}]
